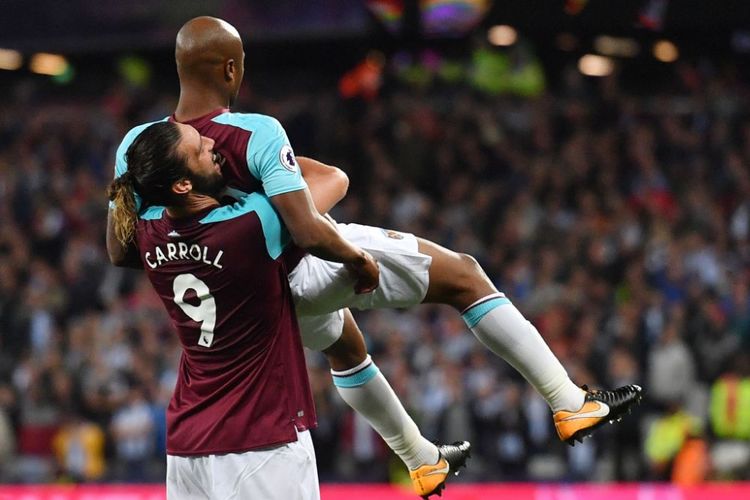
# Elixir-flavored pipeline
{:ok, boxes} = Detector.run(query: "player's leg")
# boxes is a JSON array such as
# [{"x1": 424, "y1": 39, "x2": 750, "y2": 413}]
[
  {"x1": 319, "y1": 309, "x2": 366, "y2": 370},
  {"x1": 292, "y1": 227, "x2": 587, "y2": 414},
  {"x1": 298, "y1": 310, "x2": 470, "y2": 497},
  {"x1": 291, "y1": 223, "x2": 641, "y2": 444},
  {"x1": 416, "y1": 237, "x2": 642, "y2": 443},
  {"x1": 323, "y1": 310, "x2": 441, "y2": 470},
  {"x1": 417, "y1": 237, "x2": 586, "y2": 412}
]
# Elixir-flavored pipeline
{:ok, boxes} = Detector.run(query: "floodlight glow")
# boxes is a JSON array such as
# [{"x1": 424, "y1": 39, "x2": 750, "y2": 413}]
[
  {"x1": 488, "y1": 25, "x2": 517, "y2": 46},
  {"x1": 0, "y1": 48, "x2": 22, "y2": 70},
  {"x1": 578, "y1": 54, "x2": 614, "y2": 77},
  {"x1": 653, "y1": 40, "x2": 678, "y2": 62},
  {"x1": 30, "y1": 53, "x2": 69, "y2": 76}
]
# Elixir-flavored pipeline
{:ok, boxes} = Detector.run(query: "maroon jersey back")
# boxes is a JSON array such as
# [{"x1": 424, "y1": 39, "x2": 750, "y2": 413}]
[{"x1": 134, "y1": 194, "x2": 315, "y2": 456}]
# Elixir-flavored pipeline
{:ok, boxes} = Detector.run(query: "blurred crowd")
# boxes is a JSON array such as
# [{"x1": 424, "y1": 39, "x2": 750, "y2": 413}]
[{"x1": 0, "y1": 54, "x2": 749, "y2": 486}]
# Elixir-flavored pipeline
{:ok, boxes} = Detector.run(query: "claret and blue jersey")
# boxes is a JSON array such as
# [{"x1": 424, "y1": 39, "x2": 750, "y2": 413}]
[
  {"x1": 114, "y1": 108, "x2": 308, "y2": 210},
  {"x1": 113, "y1": 110, "x2": 316, "y2": 456}
]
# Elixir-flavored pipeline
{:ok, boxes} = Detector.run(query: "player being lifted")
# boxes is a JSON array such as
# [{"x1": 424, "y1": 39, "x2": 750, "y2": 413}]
[
  {"x1": 108, "y1": 121, "x2": 324, "y2": 499},
  {"x1": 108, "y1": 16, "x2": 642, "y2": 498}
]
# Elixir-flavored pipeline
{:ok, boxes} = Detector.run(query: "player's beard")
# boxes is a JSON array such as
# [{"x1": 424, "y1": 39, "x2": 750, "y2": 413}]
[{"x1": 190, "y1": 170, "x2": 226, "y2": 199}]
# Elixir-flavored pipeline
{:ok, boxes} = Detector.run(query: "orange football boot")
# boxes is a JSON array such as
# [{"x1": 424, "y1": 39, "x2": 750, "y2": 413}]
[
  {"x1": 554, "y1": 384, "x2": 643, "y2": 445},
  {"x1": 409, "y1": 441, "x2": 471, "y2": 498}
]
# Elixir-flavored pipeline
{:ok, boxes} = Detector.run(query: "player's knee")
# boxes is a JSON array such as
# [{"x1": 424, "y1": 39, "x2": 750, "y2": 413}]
[
  {"x1": 455, "y1": 253, "x2": 485, "y2": 290},
  {"x1": 430, "y1": 250, "x2": 494, "y2": 308},
  {"x1": 324, "y1": 348, "x2": 366, "y2": 372},
  {"x1": 458, "y1": 252, "x2": 480, "y2": 275},
  {"x1": 322, "y1": 326, "x2": 368, "y2": 371}
]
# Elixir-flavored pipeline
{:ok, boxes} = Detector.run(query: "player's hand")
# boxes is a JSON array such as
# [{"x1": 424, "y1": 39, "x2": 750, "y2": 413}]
[{"x1": 346, "y1": 250, "x2": 379, "y2": 294}]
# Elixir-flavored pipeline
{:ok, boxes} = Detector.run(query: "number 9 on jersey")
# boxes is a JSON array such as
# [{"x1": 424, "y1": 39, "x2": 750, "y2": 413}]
[{"x1": 173, "y1": 273, "x2": 217, "y2": 347}]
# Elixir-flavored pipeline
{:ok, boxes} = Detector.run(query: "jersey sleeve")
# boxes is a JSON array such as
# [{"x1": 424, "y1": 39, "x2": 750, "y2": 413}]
[
  {"x1": 109, "y1": 133, "x2": 142, "y2": 211},
  {"x1": 246, "y1": 116, "x2": 307, "y2": 198},
  {"x1": 114, "y1": 135, "x2": 129, "y2": 179},
  {"x1": 110, "y1": 121, "x2": 163, "y2": 211}
]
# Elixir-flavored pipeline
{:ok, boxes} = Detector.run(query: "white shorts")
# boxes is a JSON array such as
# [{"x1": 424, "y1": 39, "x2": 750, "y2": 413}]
[
  {"x1": 291, "y1": 223, "x2": 432, "y2": 351},
  {"x1": 166, "y1": 430, "x2": 319, "y2": 500},
  {"x1": 296, "y1": 311, "x2": 346, "y2": 352}
]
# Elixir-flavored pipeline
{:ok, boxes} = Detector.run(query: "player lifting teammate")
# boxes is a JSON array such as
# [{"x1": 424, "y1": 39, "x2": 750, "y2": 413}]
[
  {"x1": 108, "y1": 17, "x2": 471, "y2": 499},
  {"x1": 108, "y1": 121, "x2": 324, "y2": 499}
]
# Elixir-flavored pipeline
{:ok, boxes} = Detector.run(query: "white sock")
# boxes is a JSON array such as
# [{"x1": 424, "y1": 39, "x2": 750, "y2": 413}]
[
  {"x1": 462, "y1": 294, "x2": 585, "y2": 412},
  {"x1": 332, "y1": 355, "x2": 440, "y2": 470}
]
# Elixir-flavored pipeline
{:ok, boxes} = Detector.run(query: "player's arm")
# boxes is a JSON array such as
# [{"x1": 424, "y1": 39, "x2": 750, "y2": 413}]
[
  {"x1": 106, "y1": 209, "x2": 142, "y2": 269},
  {"x1": 271, "y1": 189, "x2": 377, "y2": 293},
  {"x1": 296, "y1": 156, "x2": 349, "y2": 214},
  {"x1": 249, "y1": 115, "x2": 378, "y2": 292}
]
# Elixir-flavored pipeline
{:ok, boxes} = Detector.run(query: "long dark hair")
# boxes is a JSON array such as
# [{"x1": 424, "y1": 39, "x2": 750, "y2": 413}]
[{"x1": 107, "y1": 121, "x2": 187, "y2": 245}]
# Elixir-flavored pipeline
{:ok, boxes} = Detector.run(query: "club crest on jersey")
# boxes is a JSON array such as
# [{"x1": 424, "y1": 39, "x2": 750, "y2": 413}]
[
  {"x1": 382, "y1": 229, "x2": 404, "y2": 240},
  {"x1": 279, "y1": 144, "x2": 298, "y2": 172}
]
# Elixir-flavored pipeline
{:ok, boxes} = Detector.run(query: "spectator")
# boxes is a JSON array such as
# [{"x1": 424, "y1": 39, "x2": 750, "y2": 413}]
[
  {"x1": 644, "y1": 405, "x2": 702, "y2": 480},
  {"x1": 1, "y1": 53, "x2": 749, "y2": 483},
  {"x1": 51, "y1": 411, "x2": 106, "y2": 482},
  {"x1": 0, "y1": 384, "x2": 16, "y2": 481},
  {"x1": 110, "y1": 385, "x2": 155, "y2": 482},
  {"x1": 708, "y1": 354, "x2": 750, "y2": 479},
  {"x1": 648, "y1": 317, "x2": 696, "y2": 408}
]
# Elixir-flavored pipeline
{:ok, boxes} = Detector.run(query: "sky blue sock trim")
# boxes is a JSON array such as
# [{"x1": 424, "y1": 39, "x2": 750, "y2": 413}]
[
  {"x1": 332, "y1": 363, "x2": 380, "y2": 388},
  {"x1": 461, "y1": 297, "x2": 511, "y2": 328}
]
